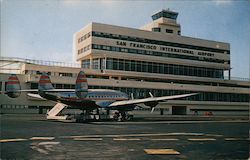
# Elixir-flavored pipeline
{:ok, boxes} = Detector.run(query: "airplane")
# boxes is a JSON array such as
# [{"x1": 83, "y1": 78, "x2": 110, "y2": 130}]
[{"x1": 3, "y1": 71, "x2": 198, "y2": 121}]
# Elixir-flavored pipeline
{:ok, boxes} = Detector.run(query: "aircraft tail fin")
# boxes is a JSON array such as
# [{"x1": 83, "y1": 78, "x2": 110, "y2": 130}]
[
  {"x1": 75, "y1": 70, "x2": 88, "y2": 98},
  {"x1": 38, "y1": 72, "x2": 54, "y2": 91},
  {"x1": 6, "y1": 74, "x2": 21, "y2": 98}
]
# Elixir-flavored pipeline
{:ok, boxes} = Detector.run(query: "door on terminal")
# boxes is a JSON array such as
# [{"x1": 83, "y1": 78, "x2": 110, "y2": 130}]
[{"x1": 172, "y1": 106, "x2": 187, "y2": 115}]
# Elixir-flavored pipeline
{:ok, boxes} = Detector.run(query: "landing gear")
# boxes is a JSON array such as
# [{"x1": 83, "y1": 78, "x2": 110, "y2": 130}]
[
  {"x1": 113, "y1": 112, "x2": 119, "y2": 121},
  {"x1": 63, "y1": 109, "x2": 134, "y2": 122},
  {"x1": 113, "y1": 111, "x2": 133, "y2": 121},
  {"x1": 73, "y1": 109, "x2": 102, "y2": 122}
]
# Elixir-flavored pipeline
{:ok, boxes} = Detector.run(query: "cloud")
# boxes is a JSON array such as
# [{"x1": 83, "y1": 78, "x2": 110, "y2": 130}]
[
  {"x1": 61, "y1": 0, "x2": 82, "y2": 6},
  {"x1": 213, "y1": 0, "x2": 233, "y2": 6},
  {"x1": 100, "y1": 0, "x2": 117, "y2": 6}
]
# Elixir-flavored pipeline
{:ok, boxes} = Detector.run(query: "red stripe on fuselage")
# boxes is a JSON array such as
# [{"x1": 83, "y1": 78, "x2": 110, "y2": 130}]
[
  {"x1": 78, "y1": 74, "x2": 86, "y2": 78},
  {"x1": 76, "y1": 79, "x2": 87, "y2": 83},
  {"x1": 39, "y1": 80, "x2": 51, "y2": 84},
  {"x1": 40, "y1": 75, "x2": 49, "y2": 79},
  {"x1": 8, "y1": 77, "x2": 18, "y2": 80}
]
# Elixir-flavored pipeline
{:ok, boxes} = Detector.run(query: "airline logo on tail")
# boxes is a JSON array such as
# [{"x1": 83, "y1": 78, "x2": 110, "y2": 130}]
[
  {"x1": 75, "y1": 71, "x2": 88, "y2": 98},
  {"x1": 38, "y1": 73, "x2": 54, "y2": 91},
  {"x1": 6, "y1": 74, "x2": 21, "y2": 98}
]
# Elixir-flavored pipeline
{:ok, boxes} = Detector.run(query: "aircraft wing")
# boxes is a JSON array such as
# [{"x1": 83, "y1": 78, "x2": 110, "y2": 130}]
[
  {"x1": 44, "y1": 89, "x2": 75, "y2": 92},
  {"x1": 27, "y1": 93, "x2": 46, "y2": 100},
  {"x1": 5, "y1": 89, "x2": 75, "y2": 92},
  {"x1": 1, "y1": 89, "x2": 38, "y2": 93},
  {"x1": 109, "y1": 93, "x2": 198, "y2": 107}
]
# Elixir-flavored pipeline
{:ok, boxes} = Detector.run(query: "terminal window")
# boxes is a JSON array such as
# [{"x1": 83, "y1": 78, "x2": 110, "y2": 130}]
[
  {"x1": 59, "y1": 73, "x2": 73, "y2": 77},
  {"x1": 106, "y1": 58, "x2": 224, "y2": 79},
  {"x1": 166, "y1": 29, "x2": 173, "y2": 33},
  {"x1": 152, "y1": 27, "x2": 161, "y2": 32}
]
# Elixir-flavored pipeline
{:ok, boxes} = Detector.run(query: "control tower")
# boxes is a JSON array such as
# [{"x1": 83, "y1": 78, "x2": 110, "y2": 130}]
[{"x1": 141, "y1": 9, "x2": 181, "y2": 35}]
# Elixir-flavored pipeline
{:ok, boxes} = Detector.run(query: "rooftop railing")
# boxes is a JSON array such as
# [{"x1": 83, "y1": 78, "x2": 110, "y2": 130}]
[
  {"x1": 0, "y1": 56, "x2": 81, "y2": 68},
  {"x1": 224, "y1": 76, "x2": 250, "y2": 82}
]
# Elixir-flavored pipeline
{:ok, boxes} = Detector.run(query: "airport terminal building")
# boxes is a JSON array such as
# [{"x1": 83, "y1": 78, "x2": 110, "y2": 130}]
[{"x1": 1, "y1": 10, "x2": 249, "y2": 115}]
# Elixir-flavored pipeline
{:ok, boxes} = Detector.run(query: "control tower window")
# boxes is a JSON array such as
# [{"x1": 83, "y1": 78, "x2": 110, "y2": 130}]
[
  {"x1": 166, "y1": 29, "x2": 173, "y2": 33},
  {"x1": 178, "y1": 30, "x2": 181, "y2": 35},
  {"x1": 152, "y1": 27, "x2": 161, "y2": 32},
  {"x1": 152, "y1": 10, "x2": 178, "y2": 20}
]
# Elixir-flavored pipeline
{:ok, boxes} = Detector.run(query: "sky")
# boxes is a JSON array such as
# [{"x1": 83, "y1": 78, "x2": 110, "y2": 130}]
[{"x1": 1, "y1": 0, "x2": 249, "y2": 79}]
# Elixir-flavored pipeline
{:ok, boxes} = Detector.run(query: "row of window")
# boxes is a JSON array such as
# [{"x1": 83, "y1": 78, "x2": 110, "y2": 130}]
[
  {"x1": 78, "y1": 32, "x2": 91, "y2": 43},
  {"x1": 82, "y1": 57, "x2": 224, "y2": 79},
  {"x1": 59, "y1": 73, "x2": 73, "y2": 77},
  {"x1": 67, "y1": 62, "x2": 249, "y2": 89},
  {"x1": 31, "y1": 83, "x2": 75, "y2": 89},
  {"x1": 91, "y1": 31, "x2": 229, "y2": 54},
  {"x1": 152, "y1": 28, "x2": 178, "y2": 35},
  {"x1": 152, "y1": 11, "x2": 178, "y2": 20},
  {"x1": 2, "y1": 82, "x2": 75, "y2": 92},
  {"x1": 87, "y1": 94, "x2": 124, "y2": 99},
  {"x1": 0, "y1": 105, "x2": 27, "y2": 109},
  {"x1": 92, "y1": 44, "x2": 228, "y2": 64},
  {"x1": 82, "y1": 59, "x2": 90, "y2": 69},
  {"x1": 166, "y1": 29, "x2": 174, "y2": 33},
  {"x1": 24, "y1": 71, "x2": 75, "y2": 77},
  {"x1": 82, "y1": 59, "x2": 105, "y2": 70},
  {"x1": 106, "y1": 58, "x2": 224, "y2": 79},
  {"x1": 78, "y1": 45, "x2": 91, "y2": 54},
  {"x1": 152, "y1": 27, "x2": 161, "y2": 32}
]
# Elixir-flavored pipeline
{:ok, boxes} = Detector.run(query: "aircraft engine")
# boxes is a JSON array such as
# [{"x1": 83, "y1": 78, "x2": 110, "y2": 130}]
[
  {"x1": 144, "y1": 101, "x2": 158, "y2": 108},
  {"x1": 6, "y1": 74, "x2": 21, "y2": 98}
]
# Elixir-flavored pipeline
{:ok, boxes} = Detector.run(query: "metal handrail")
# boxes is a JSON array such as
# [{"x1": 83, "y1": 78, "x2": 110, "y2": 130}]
[{"x1": 0, "y1": 56, "x2": 80, "y2": 68}]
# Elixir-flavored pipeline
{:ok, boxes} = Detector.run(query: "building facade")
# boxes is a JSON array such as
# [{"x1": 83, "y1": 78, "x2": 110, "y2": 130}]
[{"x1": 0, "y1": 10, "x2": 249, "y2": 115}]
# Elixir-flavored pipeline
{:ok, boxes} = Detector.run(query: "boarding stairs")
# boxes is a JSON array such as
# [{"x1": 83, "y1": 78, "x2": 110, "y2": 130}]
[{"x1": 46, "y1": 103, "x2": 68, "y2": 120}]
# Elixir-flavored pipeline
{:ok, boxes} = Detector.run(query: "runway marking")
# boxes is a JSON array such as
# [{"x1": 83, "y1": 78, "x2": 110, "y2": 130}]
[
  {"x1": 60, "y1": 132, "x2": 205, "y2": 139},
  {"x1": 113, "y1": 138, "x2": 141, "y2": 141},
  {"x1": 30, "y1": 137, "x2": 55, "y2": 140},
  {"x1": 73, "y1": 138, "x2": 103, "y2": 141},
  {"x1": 92, "y1": 120, "x2": 249, "y2": 125},
  {"x1": 144, "y1": 149, "x2": 180, "y2": 155},
  {"x1": 30, "y1": 146, "x2": 49, "y2": 155},
  {"x1": 188, "y1": 138, "x2": 216, "y2": 141},
  {"x1": 224, "y1": 138, "x2": 249, "y2": 141},
  {"x1": 204, "y1": 134, "x2": 223, "y2": 137},
  {"x1": 30, "y1": 141, "x2": 60, "y2": 155},
  {"x1": 0, "y1": 138, "x2": 27, "y2": 143},
  {"x1": 38, "y1": 141, "x2": 60, "y2": 145},
  {"x1": 150, "y1": 138, "x2": 179, "y2": 141},
  {"x1": 44, "y1": 145, "x2": 56, "y2": 151}
]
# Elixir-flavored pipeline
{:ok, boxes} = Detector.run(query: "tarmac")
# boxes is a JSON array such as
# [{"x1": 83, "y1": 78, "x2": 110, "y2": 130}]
[{"x1": 0, "y1": 114, "x2": 249, "y2": 160}]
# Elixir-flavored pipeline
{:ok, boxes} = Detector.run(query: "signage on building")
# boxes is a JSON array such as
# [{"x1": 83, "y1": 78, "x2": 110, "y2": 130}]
[{"x1": 116, "y1": 40, "x2": 215, "y2": 58}]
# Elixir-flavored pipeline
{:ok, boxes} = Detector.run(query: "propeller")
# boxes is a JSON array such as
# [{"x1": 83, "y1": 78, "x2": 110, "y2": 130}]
[
  {"x1": 150, "y1": 107, "x2": 155, "y2": 113},
  {"x1": 131, "y1": 93, "x2": 134, "y2": 100},
  {"x1": 149, "y1": 92, "x2": 155, "y2": 113},
  {"x1": 149, "y1": 92, "x2": 154, "y2": 98}
]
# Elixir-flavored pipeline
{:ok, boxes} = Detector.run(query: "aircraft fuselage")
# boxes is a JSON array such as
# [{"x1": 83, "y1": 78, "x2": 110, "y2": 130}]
[{"x1": 39, "y1": 89, "x2": 129, "y2": 110}]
